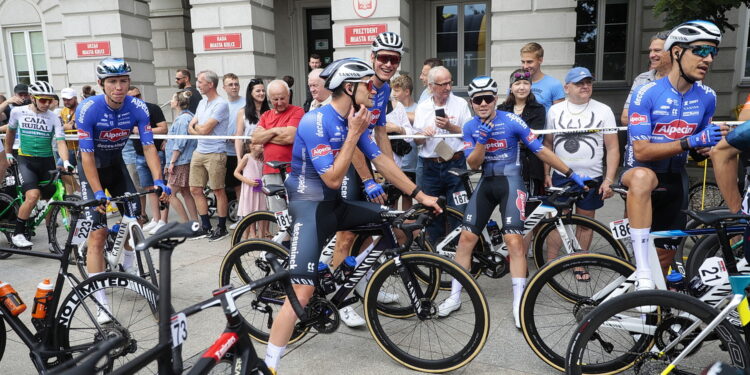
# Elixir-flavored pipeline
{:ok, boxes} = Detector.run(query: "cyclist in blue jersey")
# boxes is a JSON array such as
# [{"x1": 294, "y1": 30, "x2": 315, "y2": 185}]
[
  {"x1": 712, "y1": 122, "x2": 750, "y2": 213},
  {"x1": 440, "y1": 76, "x2": 590, "y2": 328},
  {"x1": 263, "y1": 59, "x2": 441, "y2": 373},
  {"x1": 623, "y1": 21, "x2": 728, "y2": 291},
  {"x1": 76, "y1": 58, "x2": 170, "y2": 323}
]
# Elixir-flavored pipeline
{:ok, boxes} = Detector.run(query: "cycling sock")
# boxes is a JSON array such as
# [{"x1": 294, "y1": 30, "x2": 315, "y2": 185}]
[
  {"x1": 89, "y1": 272, "x2": 109, "y2": 307},
  {"x1": 14, "y1": 218, "x2": 26, "y2": 235},
  {"x1": 450, "y1": 279, "x2": 462, "y2": 302},
  {"x1": 218, "y1": 216, "x2": 227, "y2": 230},
  {"x1": 630, "y1": 227, "x2": 651, "y2": 279},
  {"x1": 122, "y1": 250, "x2": 135, "y2": 270},
  {"x1": 512, "y1": 277, "x2": 526, "y2": 305},
  {"x1": 200, "y1": 214, "x2": 211, "y2": 230},
  {"x1": 264, "y1": 343, "x2": 286, "y2": 371}
]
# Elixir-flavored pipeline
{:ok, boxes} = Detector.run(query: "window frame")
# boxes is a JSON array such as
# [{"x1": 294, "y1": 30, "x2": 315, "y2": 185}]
[
  {"x1": 6, "y1": 28, "x2": 48, "y2": 86},
  {"x1": 429, "y1": 0, "x2": 490, "y2": 92},
  {"x1": 739, "y1": 7, "x2": 750, "y2": 86},
  {"x1": 574, "y1": 0, "x2": 631, "y2": 85}
]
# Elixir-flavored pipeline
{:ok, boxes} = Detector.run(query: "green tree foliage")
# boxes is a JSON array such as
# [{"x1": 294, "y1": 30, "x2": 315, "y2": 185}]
[{"x1": 654, "y1": 0, "x2": 750, "y2": 32}]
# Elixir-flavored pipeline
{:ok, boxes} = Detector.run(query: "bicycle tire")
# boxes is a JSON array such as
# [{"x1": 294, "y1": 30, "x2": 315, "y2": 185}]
[
  {"x1": 47, "y1": 204, "x2": 73, "y2": 255},
  {"x1": 364, "y1": 251, "x2": 489, "y2": 373},
  {"x1": 0, "y1": 317, "x2": 5, "y2": 364},
  {"x1": 685, "y1": 233, "x2": 744, "y2": 280},
  {"x1": 565, "y1": 289, "x2": 750, "y2": 375},
  {"x1": 520, "y1": 252, "x2": 635, "y2": 372},
  {"x1": 0, "y1": 193, "x2": 18, "y2": 259},
  {"x1": 230, "y1": 210, "x2": 282, "y2": 247},
  {"x1": 218, "y1": 239, "x2": 309, "y2": 344},
  {"x1": 55, "y1": 272, "x2": 162, "y2": 373},
  {"x1": 202, "y1": 353, "x2": 274, "y2": 375},
  {"x1": 689, "y1": 181, "x2": 724, "y2": 212},
  {"x1": 531, "y1": 214, "x2": 630, "y2": 269}
]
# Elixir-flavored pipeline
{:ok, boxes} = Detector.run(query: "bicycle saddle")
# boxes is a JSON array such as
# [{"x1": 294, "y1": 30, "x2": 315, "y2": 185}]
[
  {"x1": 263, "y1": 184, "x2": 286, "y2": 197},
  {"x1": 683, "y1": 209, "x2": 750, "y2": 226},
  {"x1": 448, "y1": 168, "x2": 481, "y2": 178},
  {"x1": 266, "y1": 161, "x2": 291, "y2": 171},
  {"x1": 48, "y1": 198, "x2": 103, "y2": 209},
  {"x1": 135, "y1": 221, "x2": 202, "y2": 251}
]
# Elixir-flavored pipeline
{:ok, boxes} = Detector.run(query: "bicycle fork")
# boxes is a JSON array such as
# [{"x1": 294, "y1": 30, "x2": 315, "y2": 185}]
[{"x1": 393, "y1": 256, "x2": 430, "y2": 319}]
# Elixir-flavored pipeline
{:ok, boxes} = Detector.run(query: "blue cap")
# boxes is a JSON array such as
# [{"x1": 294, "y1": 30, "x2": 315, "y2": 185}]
[{"x1": 565, "y1": 67, "x2": 595, "y2": 84}]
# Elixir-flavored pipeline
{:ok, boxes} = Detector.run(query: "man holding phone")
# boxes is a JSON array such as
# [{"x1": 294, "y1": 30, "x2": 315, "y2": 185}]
[{"x1": 413, "y1": 66, "x2": 472, "y2": 243}]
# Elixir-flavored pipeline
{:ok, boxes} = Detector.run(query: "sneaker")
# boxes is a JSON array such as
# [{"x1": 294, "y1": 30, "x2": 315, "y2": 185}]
[
  {"x1": 142, "y1": 219, "x2": 159, "y2": 232},
  {"x1": 208, "y1": 227, "x2": 229, "y2": 242},
  {"x1": 376, "y1": 290, "x2": 399, "y2": 304},
  {"x1": 149, "y1": 220, "x2": 167, "y2": 235},
  {"x1": 96, "y1": 305, "x2": 113, "y2": 324},
  {"x1": 11, "y1": 233, "x2": 32, "y2": 248},
  {"x1": 339, "y1": 306, "x2": 365, "y2": 327},
  {"x1": 229, "y1": 222, "x2": 238, "y2": 230},
  {"x1": 635, "y1": 278, "x2": 656, "y2": 313},
  {"x1": 437, "y1": 298, "x2": 461, "y2": 317},
  {"x1": 189, "y1": 227, "x2": 211, "y2": 241}
]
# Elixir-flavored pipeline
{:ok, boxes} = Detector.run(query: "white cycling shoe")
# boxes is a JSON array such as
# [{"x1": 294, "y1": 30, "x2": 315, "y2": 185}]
[
  {"x1": 437, "y1": 298, "x2": 461, "y2": 317},
  {"x1": 11, "y1": 234, "x2": 32, "y2": 248},
  {"x1": 513, "y1": 300, "x2": 521, "y2": 329},
  {"x1": 634, "y1": 277, "x2": 656, "y2": 313},
  {"x1": 97, "y1": 305, "x2": 113, "y2": 324},
  {"x1": 142, "y1": 219, "x2": 159, "y2": 233},
  {"x1": 339, "y1": 306, "x2": 365, "y2": 328}
]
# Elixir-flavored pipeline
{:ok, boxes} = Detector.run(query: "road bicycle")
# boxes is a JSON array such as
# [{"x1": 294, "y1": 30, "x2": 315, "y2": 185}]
[
  {"x1": 219, "y1": 200, "x2": 491, "y2": 373},
  {"x1": 0, "y1": 197, "x2": 160, "y2": 373},
  {"x1": 72, "y1": 189, "x2": 162, "y2": 287},
  {"x1": 518, "y1": 209, "x2": 749, "y2": 372},
  {"x1": 230, "y1": 161, "x2": 290, "y2": 247},
  {"x1": 0, "y1": 168, "x2": 78, "y2": 258}
]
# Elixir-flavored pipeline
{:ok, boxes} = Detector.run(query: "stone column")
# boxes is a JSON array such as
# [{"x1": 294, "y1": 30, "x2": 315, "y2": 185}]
[
  {"x1": 61, "y1": 0, "x2": 155, "y2": 99},
  {"x1": 150, "y1": 0, "x2": 193, "y2": 112}
]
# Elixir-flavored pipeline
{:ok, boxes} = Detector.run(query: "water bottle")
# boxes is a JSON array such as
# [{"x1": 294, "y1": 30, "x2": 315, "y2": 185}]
[
  {"x1": 665, "y1": 270, "x2": 685, "y2": 293},
  {"x1": 334, "y1": 256, "x2": 357, "y2": 285},
  {"x1": 317, "y1": 262, "x2": 336, "y2": 294},
  {"x1": 32, "y1": 279, "x2": 54, "y2": 319},
  {"x1": 486, "y1": 219, "x2": 502, "y2": 246},
  {"x1": 0, "y1": 281, "x2": 27, "y2": 316}
]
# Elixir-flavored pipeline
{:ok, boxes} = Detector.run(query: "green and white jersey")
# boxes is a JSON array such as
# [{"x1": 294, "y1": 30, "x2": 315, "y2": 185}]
[{"x1": 9, "y1": 105, "x2": 64, "y2": 157}]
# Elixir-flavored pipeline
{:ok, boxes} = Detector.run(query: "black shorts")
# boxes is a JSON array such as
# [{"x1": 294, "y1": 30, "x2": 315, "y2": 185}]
[
  {"x1": 17, "y1": 155, "x2": 56, "y2": 197},
  {"x1": 287, "y1": 199, "x2": 386, "y2": 285},
  {"x1": 651, "y1": 171, "x2": 689, "y2": 250},
  {"x1": 225, "y1": 156, "x2": 241, "y2": 189},
  {"x1": 462, "y1": 175, "x2": 527, "y2": 235},
  {"x1": 77, "y1": 160, "x2": 141, "y2": 231}
]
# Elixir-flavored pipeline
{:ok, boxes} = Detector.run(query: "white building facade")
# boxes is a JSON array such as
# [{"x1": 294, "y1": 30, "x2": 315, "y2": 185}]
[{"x1": 1, "y1": 0, "x2": 749, "y2": 120}]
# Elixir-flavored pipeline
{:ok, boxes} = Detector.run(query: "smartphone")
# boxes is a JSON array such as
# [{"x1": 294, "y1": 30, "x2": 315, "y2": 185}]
[{"x1": 435, "y1": 108, "x2": 446, "y2": 118}]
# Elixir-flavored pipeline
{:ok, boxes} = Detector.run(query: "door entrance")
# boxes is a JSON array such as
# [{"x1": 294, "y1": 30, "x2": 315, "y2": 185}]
[{"x1": 306, "y1": 8, "x2": 334, "y2": 66}]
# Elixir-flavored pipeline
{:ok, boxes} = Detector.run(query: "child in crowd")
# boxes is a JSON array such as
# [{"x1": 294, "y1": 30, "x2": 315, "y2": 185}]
[{"x1": 234, "y1": 141, "x2": 267, "y2": 239}]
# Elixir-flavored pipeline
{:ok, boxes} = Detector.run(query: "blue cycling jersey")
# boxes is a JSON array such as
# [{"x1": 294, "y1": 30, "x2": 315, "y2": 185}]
[
  {"x1": 463, "y1": 110, "x2": 543, "y2": 177},
  {"x1": 76, "y1": 95, "x2": 154, "y2": 167},
  {"x1": 367, "y1": 82, "x2": 389, "y2": 129},
  {"x1": 286, "y1": 104, "x2": 383, "y2": 201},
  {"x1": 625, "y1": 77, "x2": 716, "y2": 173}
]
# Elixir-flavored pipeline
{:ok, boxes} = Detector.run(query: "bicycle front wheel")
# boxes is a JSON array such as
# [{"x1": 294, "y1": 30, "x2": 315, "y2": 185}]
[
  {"x1": 364, "y1": 251, "x2": 489, "y2": 373},
  {"x1": 55, "y1": 272, "x2": 162, "y2": 373},
  {"x1": 0, "y1": 192, "x2": 18, "y2": 259},
  {"x1": 47, "y1": 195, "x2": 80, "y2": 255},
  {"x1": 685, "y1": 233, "x2": 743, "y2": 279},
  {"x1": 566, "y1": 289, "x2": 750, "y2": 375},
  {"x1": 532, "y1": 214, "x2": 630, "y2": 269},
  {"x1": 520, "y1": 252, "x2": 635, "y2": 372},
  {"x1": 230, "y1": 210, "x2": 283, "y2": 247}
]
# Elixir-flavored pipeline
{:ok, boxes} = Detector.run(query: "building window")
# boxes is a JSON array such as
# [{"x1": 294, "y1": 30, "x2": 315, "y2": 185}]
[
  {"x1": 8, "y1": 30, "x2": 48, "y2": 85},
  {"x1": 434, "y1": 2, "x2": 488, "y2": 87},
  {"x1": 575, "y1": 0, "x2": 628, "y2": 81},
  {"x1": 745, "y1": 15, "x2": 750, "y2": 77}
]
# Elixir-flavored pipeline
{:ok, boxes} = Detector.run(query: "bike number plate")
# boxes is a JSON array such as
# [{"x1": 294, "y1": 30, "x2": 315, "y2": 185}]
[
  {"x1": 71, "y1": 219, "x2": 94, "y2": 245},
  {"x1": 275, "y1": 210, "x2": 291, "y2": 231},
  {"x1": 453, "y1": 191, "x2": 468, "y2": 206},
  {"x1": 170, "y1": 312, "x2": 188, "y2": 348},
  {"x1": 608, "y1": 218, "x2": 631, "y2": 240},
  {"x1": 698, "y1": 257, "x2": 728, "y2": 286}
]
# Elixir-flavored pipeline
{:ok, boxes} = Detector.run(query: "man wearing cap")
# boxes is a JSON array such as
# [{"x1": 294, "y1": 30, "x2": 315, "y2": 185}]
[
  {"x1": 0, "y1": 84, "x2": 31, "y2": 142},
  {"x1": 543, "y1": 67, "x2": 619, "y2": 271},
  {"x1": 58, "y1": 87, "x2": 80, "y2": 193}
]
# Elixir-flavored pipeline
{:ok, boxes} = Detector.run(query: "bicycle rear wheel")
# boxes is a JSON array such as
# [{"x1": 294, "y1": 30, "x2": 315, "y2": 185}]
[
  {"x1": 230, "y1": 210, "x2": 283, "y2": 247},
  {"x1": 520, "y1": 252, "x2": 635, "y2": 372},
  {"x1": 566, "y1": 289, "x2": 750, "y2": 375},
  {"x1": 218, "y1": 239, "x2": 309, "y2": 344},
  {"x1": 689, "y1": 181, "x2": 724, "y2": 212},
  {"x1": 364, "y1": 251, "x2": 489, "y2": 373}
]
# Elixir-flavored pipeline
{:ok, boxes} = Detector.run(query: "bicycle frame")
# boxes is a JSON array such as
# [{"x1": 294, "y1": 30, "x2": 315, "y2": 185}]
[{"x1": 106, "y1": 215, "x2": 144, "y2": 269}]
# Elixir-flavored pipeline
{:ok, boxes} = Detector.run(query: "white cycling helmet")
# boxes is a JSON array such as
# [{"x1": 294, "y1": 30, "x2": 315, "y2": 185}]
[
  {"x1": 371, "y1": 32, "x2": 403, "y2": 54},
  {"x1": 664, "y1": 20, "x2": 722, "y2": 51},
  {"x1": 96, "y1": 58, "x2": 132, "y2": 80},
  {"x1": 320, "y1": 58, "x2": 375, "y2": 91},
  {"x1": 28, "y1": 80, "x2": 55, "y2": 97},
  {"x1": 467, "y1": 76, "x2": 498, "y2": 97}
]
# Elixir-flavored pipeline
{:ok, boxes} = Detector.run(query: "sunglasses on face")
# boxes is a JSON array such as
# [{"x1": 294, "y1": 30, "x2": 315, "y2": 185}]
[
  {"x1": 684, "y1": 44, "x2": 719, "y2": 58},
  {"x1": 346, "y1": 79, "x2": 375, "y2": 91},
  {"x1": 175, "y1": 77, "x2": 185, "y2": 82},
  {"x1": 34, "y1": 96, "x2": 53, "y2": 104},
  {"x1": 376, "y1": 54, "x2": 401, "y2": 66},
  {"x1": 471, "y1": 95, "x2": 495, "y2": 105}
]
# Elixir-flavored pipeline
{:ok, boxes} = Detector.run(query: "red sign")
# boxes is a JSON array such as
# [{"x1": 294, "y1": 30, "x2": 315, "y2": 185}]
[
  {"x1": 203, "y1": 33, "x2": 242, "y2": 51},
  {"x1": 344, "y1": 24, "x2": 387, "y2": 45},
  {"x1": 75, "y1": 41, "x2": 111, "y2": 58}
]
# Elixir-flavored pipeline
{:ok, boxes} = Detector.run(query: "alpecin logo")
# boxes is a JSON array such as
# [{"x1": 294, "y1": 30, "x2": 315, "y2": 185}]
[
  {"x1": 653, "y1": 120, "x2": 697, "y2": 140},
  {"x1": 629, "y1": 112, "x2": 647, "y2": 125},
  {"x1": 99, "y1": 128, "x2": 130, "y2": 142},
  {"x1": 311, "y1": 144, "x2": 332, "y2": 158},
  {"x1": 485, "y1": 139, "x2": 507, "y2": 152}
]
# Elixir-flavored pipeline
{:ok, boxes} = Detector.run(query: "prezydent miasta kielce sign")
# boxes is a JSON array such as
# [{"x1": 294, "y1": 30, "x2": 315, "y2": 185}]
[
  {"x1": 344, "y1": 24, "x2": 387, "y2": 45},
  {"x1": 203, "y1": 33, "x2": 242, "y2": 51}
]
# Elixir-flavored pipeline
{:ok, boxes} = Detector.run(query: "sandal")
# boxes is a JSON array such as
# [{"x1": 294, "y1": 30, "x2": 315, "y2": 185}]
[{"x1": 573, "y1": 268, "x2": 590, "y2": 282}]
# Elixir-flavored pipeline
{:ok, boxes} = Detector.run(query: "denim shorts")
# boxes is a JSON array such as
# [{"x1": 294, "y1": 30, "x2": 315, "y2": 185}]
[{"x1": 135, "y1": 151, "x2": 166, "y2": 188}]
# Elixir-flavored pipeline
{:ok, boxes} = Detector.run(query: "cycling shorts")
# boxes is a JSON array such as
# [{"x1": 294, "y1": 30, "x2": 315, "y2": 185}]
[
  {"x1": 17, "y1": 155, "x2": 56, "y2": 196},
  {"x1": 462, "y1": 175, "x2": 527, "y2": 236},
  {"x1": 727, "y1": 120, "x2": 750, "y2": 152},
  {"x1": 287, "y1": 198, "x2": 386, "y2": 285},
  {"x1": 77, "y1": 159, "x2": 141, "y2": 231}
]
